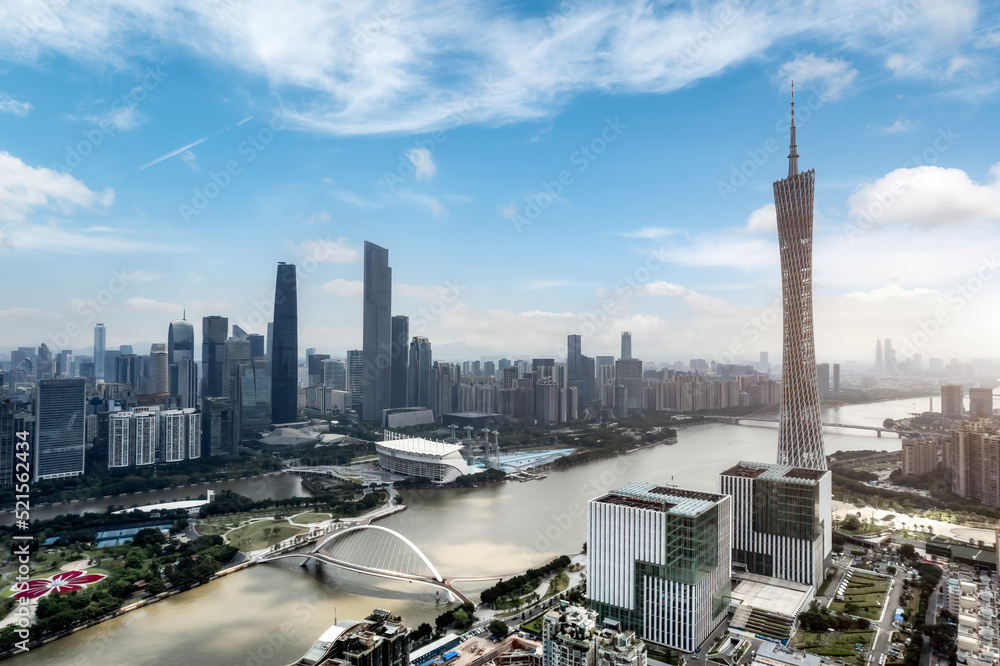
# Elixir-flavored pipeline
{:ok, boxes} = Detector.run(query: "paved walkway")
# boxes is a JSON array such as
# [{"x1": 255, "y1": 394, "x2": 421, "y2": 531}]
[{"x1": 833, "y1": 501, "x2": 996, "y2": 545}]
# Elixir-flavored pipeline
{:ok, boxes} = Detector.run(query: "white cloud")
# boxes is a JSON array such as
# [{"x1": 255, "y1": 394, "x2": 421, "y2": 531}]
[
  {"x1": 125, "y1": 297, "x2": 181, "y2": 312},
  {"x1": 0, "y1": 94, "x2": 31, "y2": 116},
  {"x1": 0, "y1": 0, "x2": 979, "y2": 136},
  {"x1": 0, "y1": 151, "x2": 114, "y2": 222},
  {"x1": 653, "y1": 236, "x2": 777, "y2": 272},
  {"x1": 405, "y1": 147, "x2": 437, "y2": 180},
  {"x1": 878, "y1": 117, "x2": 917, "y2": 134},
  {"x1": 322, "y1": 278, "x2": 363, "y2": 298},
  {"x1": 4, "y1": 224, "x2": 190, "y2": 254},
  {"x1": 776, "y1": 54, "x2": 857, "y2": 101},
  {"x1": 521, "y1": 280, "x2": 595, "y2": 290},
  {"x1": 847, "y1": 162, "x2": 1000, "y2": 229},
  {"x1": 331, "y1": 191, "x2": 378, "y2": 209},
  {"x1": 122, "y1": 270, "x2": 162, "y2": 282},
  {"x1": 616, "y1": 227, "x2": 680, "y2": 240},
  {"x1": 743, "y1": 204, "x2": 776, "y2": 234},
  {"x1": 83, "y1": 104, "x2": 143, "y2": 131},
  {"x1": 397, "y1": 190, "x2": 446, "y2": 216},
  {"x1": 301, "y1": 237, "x2": 360, "y2": 263},
  {"x1": 0, "y1": 306, "x2": 59, "y2": 322}
]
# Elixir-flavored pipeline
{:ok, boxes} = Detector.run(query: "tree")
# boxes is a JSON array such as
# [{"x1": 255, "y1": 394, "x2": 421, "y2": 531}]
[
  {"x1": 489, "y1": 619, "x2": 510, "y2": 638},
  {"x1": 899, "y1": 544, "x2": 917, "y2": 560},
  {"x1": 452, "y1": 609, "x2": 474, "y2": 629}
]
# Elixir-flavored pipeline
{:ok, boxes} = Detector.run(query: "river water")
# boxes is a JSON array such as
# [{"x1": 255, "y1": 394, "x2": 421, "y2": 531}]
[{"x1": 11, "y1": 398, "x2": 922, "y2": 666}]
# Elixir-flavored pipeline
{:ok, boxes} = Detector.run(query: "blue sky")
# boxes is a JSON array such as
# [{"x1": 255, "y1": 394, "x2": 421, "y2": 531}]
[{"x1": 1, "y1": 0, "x2": 999, "y2": 366}]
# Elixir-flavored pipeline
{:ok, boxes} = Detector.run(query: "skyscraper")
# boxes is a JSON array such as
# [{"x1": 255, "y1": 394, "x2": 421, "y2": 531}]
[
  {"x1": 93, "y1": 323, "x2": 106, "y2": 380},
  {"x1": 620, "y1": 332, "x2": 632, "y2": 360},
  {"x1": 407, "y1": 337, "x2": 432, "y2": 408},
  {"x1": 391, "y1": 315, "x2": 409, "y2": 409},
  {"x1": 773, "y1": 89, "x2": 825, "y2": 471},
  {"x1": 816, "y1": 363, "x2": 830, "y2": 398},
  {"x1": 34, "y1": 378, "x2": 86, "y2": 481},
  {"x1": 271, "y1": 262, "x2": 299, "y2": 424},
  {"x1": 362, "y1": 241, "x2": 392, "y2": 422},
  {"x1": 201, "y1": 315, "x2": 228, "y2": 397},
  {"x1": 148, "y1": 343, "x2": 168, "y2": 394},
  {"x1": 941, "y1": 384, "x2": 964, "y2": 418},
  {"x1": 875, "y1": 338, "x2": 883, "y2": 374},
  {"x1": 347, "y1": 349, "x2": 364, "y2": 411},
  {"x1": 567, "y1": 334, "x2": 582, "y2": 382}
]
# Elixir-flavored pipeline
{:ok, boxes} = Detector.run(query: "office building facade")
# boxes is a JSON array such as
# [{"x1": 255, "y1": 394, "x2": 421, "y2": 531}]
[
  {"x1": 407, "y1": 337, "x2": 432, "y2": 409},
  {"x1": 94, "y1": 323, "x2": 106, "y2": 380},
  {"x1": 718, "y1": 461, "x2": 831, "y2": 588},
  {"x1": 34, "y1": 379, "x2": 86, "y2": 480},
  {"x1": 201, "y1": 315, "x2": 228, "y2": 397},
  {"x1": 271, "y1": 262, "x2": 299, "y2": 424},
  {"x1": 391, "y1": 315, "x2": 409, "y2": 409},
  {"x1": 362, "y1": 242, "x2": 392, "y2": 421},
  {"x1": 941, "y1": 384, "x2": 964, "y2": 419},
  {"x1": 587, "y1": 482, "x2": 731, "y2": 652}
]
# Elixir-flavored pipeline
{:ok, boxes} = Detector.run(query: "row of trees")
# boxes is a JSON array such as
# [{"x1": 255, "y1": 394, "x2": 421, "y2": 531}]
[
  {"x1": 197, "y1": 489, "x2": 382, "y2": 518},
  {"x1": 798, "y1": 601, "x2": 871, "y2": 632},
  {"x1": 480, "y1": 555, "x2": 571, "y2": 605}
]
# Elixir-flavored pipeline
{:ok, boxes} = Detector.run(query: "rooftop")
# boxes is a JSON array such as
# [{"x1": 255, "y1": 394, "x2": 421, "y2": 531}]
[
  {"x1": 730, "y1": 572, "x2": 814, "y2": 619},
  {"x1": 596, "y1": 481, "x2": 725, "y2": 516},
  {"x1": 722, "y1": 461, "x2": 828, "y2": 485},
  {"x1": 377, "y1": 433, "x2": 465, "y2": 457}
]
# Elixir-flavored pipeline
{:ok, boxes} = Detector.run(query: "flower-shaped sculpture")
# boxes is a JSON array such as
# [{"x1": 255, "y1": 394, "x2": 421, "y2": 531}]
[{"x1": 13, "y1": 570, "x2": 106, "y2": 600}]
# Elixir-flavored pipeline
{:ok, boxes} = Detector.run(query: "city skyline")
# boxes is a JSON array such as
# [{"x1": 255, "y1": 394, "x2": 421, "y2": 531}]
[{"x1": 2, "y1": 2, "x2": 1000, "y2": 363}]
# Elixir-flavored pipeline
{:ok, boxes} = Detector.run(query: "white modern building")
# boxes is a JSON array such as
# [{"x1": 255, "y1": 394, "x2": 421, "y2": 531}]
[
  {"x1": 108, "y1": 407, "x2": 160, "y2": 468},
  {"x1": 587, "y1": 482, "x2": 732, "y2": 653},
  {"x1": 376, "y1": 431, "x2": 471, "y2": 483},
  {"x1": 718, "y1": 461, "x2": 831, "y2": 588},
  {"x1": 162, "y1": 408, "x2": 201, "y2": 462}
]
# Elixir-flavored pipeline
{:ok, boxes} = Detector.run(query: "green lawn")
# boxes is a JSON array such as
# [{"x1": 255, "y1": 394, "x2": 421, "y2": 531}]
[
  {"x1": 225, "y1": 519, "x2": 306, "y2": 551},
  {"x1": 521, "y1": 611, "x2": 546, "y2": 636},
  {"x1": 794, "y1": 629, "x2": 876, "y2": 665},
  {"x1": 543, "y1": 572, "x2": 569, "y2": 598},
  {"x1": 291, "y1": 512, "x2": 333, "y2": 524}
]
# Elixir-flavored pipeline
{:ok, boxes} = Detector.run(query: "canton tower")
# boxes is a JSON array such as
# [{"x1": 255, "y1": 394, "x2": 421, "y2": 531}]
[{"x1": 774, "y1": 85, "x2": 826, "y2": 470}]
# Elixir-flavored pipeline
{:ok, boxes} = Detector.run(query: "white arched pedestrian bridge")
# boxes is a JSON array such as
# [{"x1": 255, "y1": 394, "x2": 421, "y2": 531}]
[{"x1": 259, "y1": 524, "x2": 469, "y2": 602}]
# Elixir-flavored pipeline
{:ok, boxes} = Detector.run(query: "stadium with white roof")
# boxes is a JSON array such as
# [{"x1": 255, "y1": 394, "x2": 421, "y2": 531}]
[{"x1": 376, "y1": 431, "x2": 471, "y2": 484}]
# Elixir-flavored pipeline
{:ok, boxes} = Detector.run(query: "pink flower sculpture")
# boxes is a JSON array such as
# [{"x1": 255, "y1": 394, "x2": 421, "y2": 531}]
[{"x1": 13, "y1": 570, "x2": 106, "y2": 600}]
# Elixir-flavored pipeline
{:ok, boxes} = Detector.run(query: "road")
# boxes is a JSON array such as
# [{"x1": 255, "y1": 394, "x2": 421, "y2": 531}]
[{"x1": 870, "y1": 566, "x2": 908, "y2": 664}]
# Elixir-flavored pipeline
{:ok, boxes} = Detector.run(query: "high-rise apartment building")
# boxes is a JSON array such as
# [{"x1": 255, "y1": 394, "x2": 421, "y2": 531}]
[
  {"x1": 832, "y1": 363, "x2": 840, "y2": 397},
  {"x1": 970, "y1": 388, "x2": 994, "y2": 419},
  {"x1": 941, "y1": 384, "x2": 964, "y2": 419},
  {"x1": 901, "y1": 438, "x2": 937, "y2": 477},
  {"x1": 362, "y1": 242, "x2": 392, "y2": 422},
  {"x1": 407, "y1": 337, "x2": 432, "y2": 409},
  {"x1": 773, "y1": 92, "x2": 825, "y2": 471},
  {"x1": 718, "y1": 461, "x2": 831, "y2": 587},
  {"x1": 875, "y1": 338, "x2": 883, "y2": 374},
  {"x1": 34, "y1": 379, "x2": 86, "y2": 480},
  {"x1": 620, "y1": 332, "x2": 632, "y2": 360},
  {"x1": 94, "y1": 323, "x2": 106, "y2": 380},
  {"x1": 567, "y1": 335, "x2": 582, "y2": 382},
  {"x1": 108, "y1": 408, "x2": 159, "y2": 468},
  {"x1": 391, "y1": 315, "x2": 409, "y2": 409},
  {"x1": 587, "y1": 482, "x2": 731, "y2": 652},
  {"x1": 162, "y1": 408, "x2": 201, "y2": 462},
  {"x1": 271, "y1": 262, "x2": 299, "y2": 424},
  {"x1": 947, "y1": 420, "x2": 1000, "y2": 508},
  {"x1": 202, "y1": 396, "x2": 238, "y2": 457}
]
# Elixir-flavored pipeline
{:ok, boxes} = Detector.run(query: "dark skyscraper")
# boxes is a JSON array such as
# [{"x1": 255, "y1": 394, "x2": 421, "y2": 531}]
[
  {"x1": 271, "y1": 262, "x2": 298, "y2": 424},
  {"x1": 362, "y1": 241, "x2": 392, "y2": 422},
  {"x1": 34, "y1": 378, "x2": 86, "y2": 481},
  {"x1": 620, "y1": 331, "x2": 632, "y2": 360},
  {"x1": 168, "y1": 316, "x2": 197, "y2": 409},
  {"x1": 774, "y1": 88, "x2": 825, "y2": 471},
  {"x1": 201, "y1": 315, "x2": 228, "y2": 397},
  {"x1": 407, "y1": 337, "x2": 432, "y2": 408},
  {"x1": 391, "y1": 315, "x2": 409, "y2": 409},
  {"x1": 567, "y1": 334, "x2": 582, "y2": 382}
]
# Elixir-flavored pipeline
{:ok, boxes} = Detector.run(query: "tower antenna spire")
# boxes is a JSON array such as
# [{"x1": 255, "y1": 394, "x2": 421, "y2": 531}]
[{"x1": 788, "y1": 81, "x2": 799, "y2": 177}]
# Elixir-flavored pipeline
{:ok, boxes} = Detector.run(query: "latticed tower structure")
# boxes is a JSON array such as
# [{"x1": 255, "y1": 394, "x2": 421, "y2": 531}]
[{"x1": 774, "y1": 85, "x2": 826, "y2": 470}]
